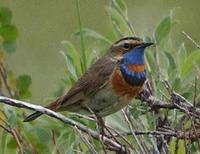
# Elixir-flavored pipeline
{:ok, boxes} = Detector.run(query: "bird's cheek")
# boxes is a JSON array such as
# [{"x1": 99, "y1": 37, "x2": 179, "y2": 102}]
[{"x1": 114, "y1": 54, "x2": 123, "y2": 61}]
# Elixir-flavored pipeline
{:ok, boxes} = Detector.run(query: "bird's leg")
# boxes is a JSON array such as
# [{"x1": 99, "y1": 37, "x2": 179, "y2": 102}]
[
  {"x1": 90, "y1": 113, "x2": 108, "y2": 153},
  {"x1": 85, "y1": 106, "x2": 121, "y2": 153},
  {"x1": 85, "y1": 106, "x2": 119, "y2": 141},
  {"x1": 95, "y1": 114, "x2": 106, "y2": 135},
  {"x1": 94, "y1": 114, "x2": 120, "y2": 145}
]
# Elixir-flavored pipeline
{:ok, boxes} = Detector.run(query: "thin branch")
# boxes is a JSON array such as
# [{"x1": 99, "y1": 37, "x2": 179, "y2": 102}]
[
  {"x1": 106, "y1": 125, "x2": 134, "y2": 150},
  {"x1": 112, "y1": 130, "x2": 176, "y2": 138},
  {"x1": 74, "y1": 126, "x2": 98, "y2": 154},
  {"x1": 182, "y1": 31, "x2": 200, "y2": 49},
  {"x1": 193, "y1": 76, "x2": 198, "y2": 106},
  {"x1": 0, "y1": 122, "x2": 23, "y2": 154},
  {"x1": 112, "y1": 129, "x2": 200, "y2": 141},
  {"x1": 122, "y1": 109, "x2": 146, "y2": 154},
  {"x1": 51, "y1": 130, "x2": 60, "y2": 154},
  {"x1": 138, "y1": 87, "x2": 200, "y2": 120},
  {"x1": 0, "y1": 63, "x2": 13, "y2": 98},
  {"x1": 0, "y1": 96, "x2": 126, "y2": 153},
  {"x1": 10, "y1": 129, "x2": 23, "y2": 154}
]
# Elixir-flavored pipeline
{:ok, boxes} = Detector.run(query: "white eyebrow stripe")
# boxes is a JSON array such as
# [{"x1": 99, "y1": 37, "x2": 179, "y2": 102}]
[{"x1": 114, "y1": 40, "x2": 130, "y2": 47}]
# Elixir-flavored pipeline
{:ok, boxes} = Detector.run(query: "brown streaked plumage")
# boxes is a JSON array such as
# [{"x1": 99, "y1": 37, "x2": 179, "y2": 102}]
[{"x1": 24, "y1": 37, "x2": 153, "y2": 122}]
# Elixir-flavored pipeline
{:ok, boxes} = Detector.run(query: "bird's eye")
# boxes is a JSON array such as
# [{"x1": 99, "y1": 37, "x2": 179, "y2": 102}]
[{"x1": 123, "y1": 43, "x2": 130, "y2": 49}]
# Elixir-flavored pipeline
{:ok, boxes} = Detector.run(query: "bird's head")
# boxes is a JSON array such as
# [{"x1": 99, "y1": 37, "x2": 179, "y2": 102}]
[{"x1": 109, "y1": 37, "x2": 153, "y2": 65}]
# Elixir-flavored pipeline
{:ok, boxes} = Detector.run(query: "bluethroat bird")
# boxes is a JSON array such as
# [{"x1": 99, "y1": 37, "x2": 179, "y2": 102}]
[{"x1": 24, "y1": 37, "x2": 153, "y2": 122}]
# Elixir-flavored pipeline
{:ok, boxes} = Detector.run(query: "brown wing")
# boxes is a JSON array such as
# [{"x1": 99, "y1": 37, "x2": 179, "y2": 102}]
[
  {"x1": 49, "y1": 54, "x2": 116, "y2": 110},
  {"x1": 23, "y1": 54, "x2": 116, "y2": 122}
]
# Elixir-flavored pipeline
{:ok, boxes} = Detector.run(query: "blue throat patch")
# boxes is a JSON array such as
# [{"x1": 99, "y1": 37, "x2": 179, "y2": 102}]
[{"x1": 119, "y1": 47, "x2": 146, "y2": 86}]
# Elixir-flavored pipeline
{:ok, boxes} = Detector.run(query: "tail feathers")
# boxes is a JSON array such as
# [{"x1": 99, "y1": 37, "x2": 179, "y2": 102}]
[
  {"x1": 24, "y1": 111, "x2": 43, "y2": 122},
  {"x1": 24, "y1": 99, "x2": 61, "y2": 122}
]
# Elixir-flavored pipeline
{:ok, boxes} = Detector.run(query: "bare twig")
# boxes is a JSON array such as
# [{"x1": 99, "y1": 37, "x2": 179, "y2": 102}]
[
  {"x1": 160, "y1": 135, "x2": 169, "y2": 154},
  {"x1": 193, "y1": 76, "x2": 198, "y2": 106},
  {"x1": 138, "y1": 87, "x2": 200, "y2": 120},
  {"x1": 118, "y1": 130, "x2": 175, "y2": 137},
  {"x1": 0, "y1": 63, "x2": 13, "y2": 98},
  {"x1": 182, "y1": 31, "x2": 200, "y2": 49},
  {"x1": 0, "y1": 120, "x2": 23, "y2": 154},
  {"x1": 106, "y1": 125, "x2": 134, "y2": 150},
  {"x1": 122, "y1": 109, "x2": 146, "y2": 154},
  {"x1": 74, "y1": 126, "x2": 98, "y2": 154},
  {"x1": 51, "y1": 130, "x2": 60, "y2": 154},
  {"x1": 112, "y1": 129, "x2": 200, "y2": 141}
]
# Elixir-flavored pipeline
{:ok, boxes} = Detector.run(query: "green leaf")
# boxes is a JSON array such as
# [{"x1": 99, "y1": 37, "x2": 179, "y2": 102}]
[
  {"x1": 170, "y1": 138, "x2": 178, "y2": 154},
  {"x1": 159, "y1": 50, "x2": 169, "y2": 79},
  {"x1": 180, "y1": 50, "x2": 200, "y2": 77},
  {"x1": 154, "y1": 16, "x2": 172, "y2": 43},
  {"x1": 65, "y1": 130, "x2": 76, "y2": 147},
  {"x1": 105, "y1": 112, "x2": 129, "y2": 131},
  {"x1": 0, "y1": 24, "x2": 18, "y2": 41},
  {"x1": 177, "y1": 43, "x2": 187, "y2": 73},
  {"x1": 76, "y1": 0, "x2": 87, "y2": 73},
  {"x1": 55, "y1": 129, "x2": 77, "y2": 154},
  {"x1": 172, "y1": 77, "x2": 181, "y2": 91},
  {"x1": 164, "y1": 51, "x2": 176, "y2": 71},
  {"x1": 0, "y1": 130, "x2": 8, "y2": 154},
  {"x1": 113, "y1": 0, "x2": 127, "y2": 13},
  {"x1": 7, "y1": 110, "x2": 17, "y2": 127},
  {"x1": 3, "y1": 40, "x2": 16, "y2": 53},
  {"x1": 0, "y1": 110, "x2": 7, "y2": 127},
  {"x1": 61, "y1": 41, "x2": 82, "y2": 75},
  {"x1": 145, "y1": 49, "x2": 156, "y2": 73},
  {"x1": 60, "y1": 51, "x2": 78, "y2": 82},
  {"x1": 51, "y1": 83, "x2": 65, "y2": 98},
  {"x1": 26, "y1": 127, "x2": 51, "y2": 146},
  {"x1": 16, "y1": 75, "x2": 31, "y2": 92},
  {"x1": 35, "y1": 128, "x2": 51, "y2": 145},
  {"x1": 0, "y1": 7, "x2": 12, "y2": 25},
  {"x1": 178, "y1": 140, "x2": 185, "y2": 154},
  {"x1": 74, "y1": 27, "x2": 112, "y2": 45},
  {"x1": 16, "y1": 75, "x2": 32, "y2": 99},
  {"x1": 7, "y1": 138, "x2": 17, "y2": 149},
  {"x1": 182, "y1": 92, "x2": 193, "y2": 99},
  {"x1": 106, "y1": 6, "x2": 130, "y2": 36}
]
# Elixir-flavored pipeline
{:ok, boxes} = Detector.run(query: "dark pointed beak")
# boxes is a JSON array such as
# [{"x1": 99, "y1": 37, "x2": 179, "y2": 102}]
[{"x1": 142, "y1": 42, "x2": 154, "y2": 48}]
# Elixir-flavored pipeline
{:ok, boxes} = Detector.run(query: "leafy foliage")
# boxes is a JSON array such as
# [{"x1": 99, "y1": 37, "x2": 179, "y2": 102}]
[
  {"x1": 0, "y1": 7, "x2": 18, "y2": 53},
  {"x1": 16, "y1": 75, "x2": 32, "y2": 99},
  {"x1": 0, "y1": 1, "x2": 200, "y2": 154}
]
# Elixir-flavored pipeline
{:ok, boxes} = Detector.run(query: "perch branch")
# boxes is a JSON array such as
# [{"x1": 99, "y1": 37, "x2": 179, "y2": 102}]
[
  {"x1": 0, "y1": 96, "x2": 126, "y2": 153},
  {"x1": 138, "y1": 87, "x2": 200, "y2": 120},
  {"x1": 113, "y1": 129, "x2": 200, "y2": 141},
  {"x1": 0, "y1": 82, "x2": 200, "y2": 152}
]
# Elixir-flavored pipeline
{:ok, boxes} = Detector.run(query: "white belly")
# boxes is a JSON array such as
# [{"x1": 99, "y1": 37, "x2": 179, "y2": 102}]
[{"x1": 79, "y1": 84, "x2": 130, "y2": 116}]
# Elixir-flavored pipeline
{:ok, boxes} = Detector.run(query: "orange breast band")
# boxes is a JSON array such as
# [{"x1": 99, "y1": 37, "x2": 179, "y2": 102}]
[
  {"x1": 111, "y1": 68, "x2": 143, "y2": 100},
  {"x1": 127, "y1": 64, "x2": 145, "y2": 73}
]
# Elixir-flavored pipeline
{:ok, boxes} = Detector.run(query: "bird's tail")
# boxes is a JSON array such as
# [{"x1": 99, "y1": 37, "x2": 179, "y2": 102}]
[
  {"x1": 23, "y1": 111, "x2": 43, "y2": 122},
  {"x1": 24, "y1": 98, "x2": 61, "y2": 122}
]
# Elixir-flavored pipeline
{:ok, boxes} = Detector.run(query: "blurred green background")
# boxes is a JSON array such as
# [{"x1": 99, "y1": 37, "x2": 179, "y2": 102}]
[{"x1": 1, "y1": 0, "x2": 200, "y2": 103}]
